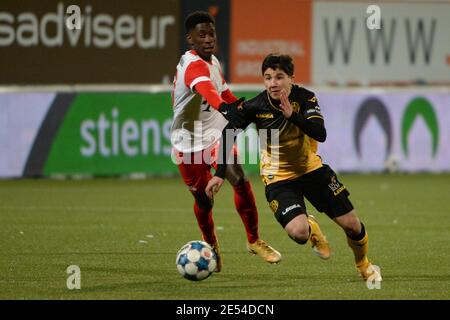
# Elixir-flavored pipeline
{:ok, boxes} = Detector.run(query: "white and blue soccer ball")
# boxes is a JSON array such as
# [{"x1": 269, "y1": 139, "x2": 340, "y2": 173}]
[
  {"x1": 176, "y1": 240, "x2": 217, "y2": 281},
  {"x1": 384, "y1": 154, "x2": 401, "y2": 173}
]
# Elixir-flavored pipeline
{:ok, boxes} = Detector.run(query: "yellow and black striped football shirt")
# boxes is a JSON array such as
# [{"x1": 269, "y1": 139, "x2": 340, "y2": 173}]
[{"x1": 241, "y1": 85, "x2": 324, "y2": 186}]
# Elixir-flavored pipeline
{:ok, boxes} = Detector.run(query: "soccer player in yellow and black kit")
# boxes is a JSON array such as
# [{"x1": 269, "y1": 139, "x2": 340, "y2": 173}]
[{"x1": 206, "y1": 54, "x2": 382, "y2": 282}]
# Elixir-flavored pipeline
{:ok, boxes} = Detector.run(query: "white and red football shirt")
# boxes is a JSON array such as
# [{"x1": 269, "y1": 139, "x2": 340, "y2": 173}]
[{"x1": 171, "y1": 50, "x2": 229, "y2": 153}]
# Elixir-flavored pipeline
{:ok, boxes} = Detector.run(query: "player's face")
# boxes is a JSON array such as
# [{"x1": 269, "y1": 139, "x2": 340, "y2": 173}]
[
  {"x1": 187, "y1": 23, "x2": 216, "y2": 61},
  {"x1": 263, "y1": 68, "x2": 293, "y2": 100}
]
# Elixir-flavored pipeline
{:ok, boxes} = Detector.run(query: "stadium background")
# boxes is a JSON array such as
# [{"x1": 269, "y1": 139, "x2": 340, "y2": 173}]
[
  {"x1": 0, "y1": 0, "x2": 449, "y2": 300},
  {"x1": 1, "y1": 0, "x2": 450, "y2": 177}
]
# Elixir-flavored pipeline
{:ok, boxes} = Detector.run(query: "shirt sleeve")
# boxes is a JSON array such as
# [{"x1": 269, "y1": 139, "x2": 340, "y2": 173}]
[
  {"x1": 195, "y1": 81, "x2": 224, "y2": 110},
  {"x1": 287, "y1": 92, "x2": 326, "y2": 142},
  {"x1": 184, "y1": 60, "x2": 211, "y2": 90},
  {"x1": 221, "y1": 89, "x2": 237, "y2": 103},
  {"x1": 302, "y1": 93, "x2": 324, "y2": 121},
  {"x1": 185, "y1": 60, "x2": 225, "y2": 110}
]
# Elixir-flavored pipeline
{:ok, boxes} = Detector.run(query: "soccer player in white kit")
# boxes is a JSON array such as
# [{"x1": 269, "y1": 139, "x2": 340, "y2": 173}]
[{"x1": 171, "y1": 11, "x2": 281, "y2": 271}]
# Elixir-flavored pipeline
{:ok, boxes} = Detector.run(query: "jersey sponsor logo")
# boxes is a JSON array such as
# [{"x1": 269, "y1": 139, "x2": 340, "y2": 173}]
[
  {"x1": 281, "y1": 203, "x2": 302, "y2": 216},
  {"x1": 328, "y1": 175, "x2": 346, "y2": 196},
  {"x1": 306, "y1": 106, "x2": 322, "y2": 115},
  {"x1": 256, "y1": 113, "x2": 274, "y2": 119}
]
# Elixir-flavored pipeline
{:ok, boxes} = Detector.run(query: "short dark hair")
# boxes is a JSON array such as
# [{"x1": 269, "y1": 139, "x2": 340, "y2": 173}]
[
  {"x1": 185, "y1": 11, "x2": 215, "y2": 33},
  {"x1": 262, "y1": 54, "x2": 294, "y2": 76}
]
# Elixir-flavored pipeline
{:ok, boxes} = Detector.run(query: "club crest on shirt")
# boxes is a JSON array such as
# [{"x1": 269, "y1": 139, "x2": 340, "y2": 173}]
[
  {"x1": 269, "y1": 200, "x2": 279, "y2": 213},
  {"x1": 291, "y1": 102, "x2": 300, "y2": 113}
]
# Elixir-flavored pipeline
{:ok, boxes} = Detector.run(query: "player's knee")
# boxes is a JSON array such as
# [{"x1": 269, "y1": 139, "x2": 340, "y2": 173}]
[
  {"x1": 285, "y1": 220, "x2": 310, "y2": 244},
  {"x1": 227, "y1": 172, "x2": 246, "y2": 187},
  {"x1": 289, "y1": 233, "x2": 309, "y2": 244},
  {"x1": 191, "y1": 189, "x2": 212, "y2": 210},
  {"x1": 291, "y1": 230, "x2": 310, "y2": 244},
  {"x1": 335, "y1": 209, "x2": 361, "y2": 235},
  {"x1": 343, "y1": 218, "x2": 362, "y2": 237},
  {"x1": 226, "y1": 164, "x2": 247, "y2": 186}
]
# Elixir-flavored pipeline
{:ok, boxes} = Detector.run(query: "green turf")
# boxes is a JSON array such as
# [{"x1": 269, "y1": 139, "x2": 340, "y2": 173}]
[{"x1": 0, "y1": 174, "x2": 449, "y2": 300}]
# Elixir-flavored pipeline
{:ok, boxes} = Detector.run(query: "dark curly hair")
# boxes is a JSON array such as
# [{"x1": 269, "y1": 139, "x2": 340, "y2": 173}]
[
  {"x1": 185, "y1": 11, "x2": 215, "y2": 33},
  {"x1": 262, "y1": 54, "x2": 294, "y2": 76}
]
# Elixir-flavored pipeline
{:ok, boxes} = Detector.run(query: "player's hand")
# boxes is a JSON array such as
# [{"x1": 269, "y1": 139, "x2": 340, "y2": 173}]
[
  {"x1": 279, "y1": 89, "x2": 293, "y2": 118},
  {"x1": 218, "y1": 97, "x2": 246, "y2": 129},
  {"x1": 205, "y1": 176, "x2": 224, "y2": 201}
]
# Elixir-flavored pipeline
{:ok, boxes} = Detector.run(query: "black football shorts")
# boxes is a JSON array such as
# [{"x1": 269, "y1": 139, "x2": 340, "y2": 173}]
[{"x1": 265, "y1": 164, "x2": 354, "y2": 228}]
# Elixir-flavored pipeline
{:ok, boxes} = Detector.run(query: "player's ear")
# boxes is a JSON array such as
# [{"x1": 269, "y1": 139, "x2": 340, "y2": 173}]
[
  {"x1": 289, "y1": 75, "x2": 295, "y2": 84},
  {"x1": 186, "y1": 33, "x2": 193, "y2": 45}
]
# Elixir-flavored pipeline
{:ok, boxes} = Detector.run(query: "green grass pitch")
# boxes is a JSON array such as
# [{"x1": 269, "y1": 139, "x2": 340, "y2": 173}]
[{"x1": 0, "y1": 174, "x2": 449, "y2": 300}]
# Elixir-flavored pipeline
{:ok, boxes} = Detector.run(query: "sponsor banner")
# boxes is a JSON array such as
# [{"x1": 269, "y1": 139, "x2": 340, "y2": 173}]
[
  {"x1": 0, "y1": 0, "x2": 180, "y2": 84},
  {"x1": 1, "y1": 89, "x2": 450, "y2": 177},
  {"x1": 0, "y1": 93, "x2": 54, "y2": 177},
  {"x1": 180, "y1": 0, "x2": 231, "y2": 81},
  {"x1": 43, "y1": 93, "x2": 175, "y2": 175},
  {"x1": 313, "y1": 2, "x2": 450, "y2": 84},
  {"x1": 0, "y1": 91, "x2": 260, "y2": 177},
  {"x1": 230, "y1": 0, "x2": 312, "y2": 84},
  {"x1": 43, "y1": 91, "x2": 261, "y2": 176},
  {"x1": 317, "y1": 92, "x2": 450, "y2": 172}
]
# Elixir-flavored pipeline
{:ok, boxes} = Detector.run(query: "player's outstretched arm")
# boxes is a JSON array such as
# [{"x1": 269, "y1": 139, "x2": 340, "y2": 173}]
[
  {"x1": 194, "y1": 81, "x2": 246, "y2": 129},
  {"x1": 206, "y1": 122, "x2": 242, "y2": 199},
  {"x1": 218, "y1": 97, "x2": 246, "y2": 129}
]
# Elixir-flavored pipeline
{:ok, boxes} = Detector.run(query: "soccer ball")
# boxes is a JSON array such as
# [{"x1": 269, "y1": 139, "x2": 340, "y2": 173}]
[
  {"x1": 176, "y1": 240, "x2": 217, "y2": 281},
  {"x1": 384, "y1": 154, "x2": 400, "y2": 173}
]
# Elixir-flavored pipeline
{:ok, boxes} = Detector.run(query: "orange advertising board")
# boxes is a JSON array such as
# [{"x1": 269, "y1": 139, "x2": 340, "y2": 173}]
[{"x1": 230, "y1": 0, "x2": 312, "y2": 84}]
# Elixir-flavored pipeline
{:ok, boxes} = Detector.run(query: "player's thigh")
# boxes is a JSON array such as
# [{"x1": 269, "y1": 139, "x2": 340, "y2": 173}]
[
  {"x1": 303, "y1": 164, "x2": 354, "y2": 219},
  {"x1": 225, "y1": 163, "x2": 247, "y2": 186},
  {"x1": 265, "y1": 182, "x2": 307, "y2": 228},
  {"x1": 211, "y1": 143, "x2": 244, "y2": 185},
  {"x1": 177, "y1": 156, "x2": 212, "y2": 191}
]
